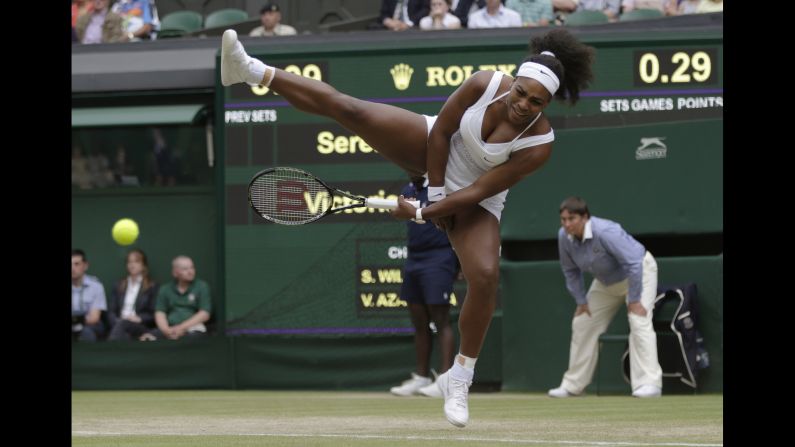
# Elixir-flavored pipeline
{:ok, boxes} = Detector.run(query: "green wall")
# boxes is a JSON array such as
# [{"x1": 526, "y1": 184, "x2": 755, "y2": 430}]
[
  {"x1": 501, "y1": 119, "x2": 723, "y2": 240},
  {"x1": 72, "y1": 314, "x2": 502, "y2": 390},
  {"x1": 71, "y1": 188, "x2": 219, "y2": 317},
  {"x1": 73, "y1": 336, "x2": 234, "y2": 390}
]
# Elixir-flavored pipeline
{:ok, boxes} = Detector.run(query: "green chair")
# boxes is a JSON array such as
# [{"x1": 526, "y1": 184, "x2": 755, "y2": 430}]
[
  {"x1": 204, "y1": 8, "x2": 249, "y2": 29},
  {"x1": 158, "y1": 10, "x2": 203, "y2": 38},
  {"x1": 619, "y1": 8, "x2": 665, "y2": 22},
  {"x1": 564, "y1": 9, "x2": 609, "y2": 26}
]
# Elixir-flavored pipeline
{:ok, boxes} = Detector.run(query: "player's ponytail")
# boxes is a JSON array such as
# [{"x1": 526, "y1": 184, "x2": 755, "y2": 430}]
[{"x1": 526, "y1": 29, "x2": 595, "y2": 106}]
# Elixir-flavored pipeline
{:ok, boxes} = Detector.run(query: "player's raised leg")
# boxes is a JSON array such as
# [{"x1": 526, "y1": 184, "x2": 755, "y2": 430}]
[{"x1": 221, "y1": 30, "x2": 428, "y2": 177}]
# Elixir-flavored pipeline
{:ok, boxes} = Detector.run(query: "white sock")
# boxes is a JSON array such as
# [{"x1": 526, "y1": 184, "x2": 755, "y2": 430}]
[
  {"x1": 450, "y1": 355, "x2": 475, "y2": 382},
  {"x1": 457, "y1": 353, "x2": 477, "y2": 369},
  {"x1": 245, "y1": 58, "x2": 274, "y2": 87},
  {"x1": 261, "y1": 66, "x2": 275, "y2": 87}
]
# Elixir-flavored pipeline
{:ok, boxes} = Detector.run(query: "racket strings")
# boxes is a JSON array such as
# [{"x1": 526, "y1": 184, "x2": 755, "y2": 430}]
[{"x1": 250, "y1": 169, "x2": 331, "y2": 224}]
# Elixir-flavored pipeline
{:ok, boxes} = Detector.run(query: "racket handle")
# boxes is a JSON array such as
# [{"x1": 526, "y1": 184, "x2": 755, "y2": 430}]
[{"x1": 365, "y1": 198, "x2": 420, "y2": 209}]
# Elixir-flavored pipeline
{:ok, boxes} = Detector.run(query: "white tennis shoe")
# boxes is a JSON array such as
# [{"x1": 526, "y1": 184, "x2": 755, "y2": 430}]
[
  {"x1": 390, "y1": 373, "x2": 432, "y2": 396},
  {"x1": 436, "y1": 370, "x2": 471, "y2": 427},
  {"x1": 547, "y1": 386, "x2": 582, "y2": 398},
  {"x1": 632, "y1": 384, "x2": 662, "y2": 398},
  {"x1": 418, "y1": 381, "x2": 442, "y2": 398},
  {"x1": 221, "y1": 29, "x2": 268, "y2": 86}
]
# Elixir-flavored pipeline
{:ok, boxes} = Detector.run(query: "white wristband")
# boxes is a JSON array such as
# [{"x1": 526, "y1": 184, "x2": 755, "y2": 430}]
[
  {"x1": 412, "y1": 207, "x2": 426, "y2": 224},
  {"x1": 427, "y1": 186, "x2": 446, "y2": 202}
]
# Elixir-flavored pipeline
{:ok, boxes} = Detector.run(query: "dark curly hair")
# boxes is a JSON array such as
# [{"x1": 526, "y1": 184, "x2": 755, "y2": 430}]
[{"x1": 525, "y1": 29, "x2": 595, "y2": 106}]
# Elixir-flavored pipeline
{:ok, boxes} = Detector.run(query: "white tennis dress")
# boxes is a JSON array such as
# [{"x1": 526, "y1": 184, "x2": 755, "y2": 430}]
[{"x1": 424, "y1": 71, "x2": 555, "y2": 221}]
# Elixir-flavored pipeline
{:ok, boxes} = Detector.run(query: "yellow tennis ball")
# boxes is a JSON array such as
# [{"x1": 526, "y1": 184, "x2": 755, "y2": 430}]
[{"x1": 112, "y1": 218, "x2": 139, "y2": 246}]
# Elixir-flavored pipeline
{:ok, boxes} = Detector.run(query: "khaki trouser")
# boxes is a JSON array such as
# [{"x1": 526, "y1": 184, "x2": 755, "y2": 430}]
[{"x1": 560, "y1": 251, "x2": 663, "y2": 394}]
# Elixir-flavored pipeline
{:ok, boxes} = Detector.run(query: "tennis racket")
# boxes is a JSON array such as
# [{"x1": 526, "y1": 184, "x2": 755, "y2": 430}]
[{"x1": 248, "y1": 167, "x2": 421, "y2": 225}]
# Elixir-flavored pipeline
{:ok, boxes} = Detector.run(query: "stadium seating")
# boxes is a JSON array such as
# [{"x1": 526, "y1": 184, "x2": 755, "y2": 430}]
[
  {"x1": 619, "y1": 8, "x2": 665, "y2": 21},
  {"x1": 158, "y1": 10, "x2": 203, "y2": 38},
  {"x1": 204, "y1": 8, "x2": 249, "y2": 29},
  {"x1": 565, "y1": 10, "x2": 610, "y2": 26}
]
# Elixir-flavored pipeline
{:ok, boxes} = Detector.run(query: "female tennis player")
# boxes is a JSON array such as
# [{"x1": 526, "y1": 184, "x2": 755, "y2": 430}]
[{"x1": 221, "y1": 28, "x2": 594, "y2": 427}]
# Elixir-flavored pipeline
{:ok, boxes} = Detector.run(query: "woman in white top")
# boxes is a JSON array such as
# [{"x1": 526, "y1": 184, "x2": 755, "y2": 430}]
[
  {"x1": 220, "y1": 27, "x2": 594, "y2": 427},
  {"x1": 420, "y1": 0, "x2": 462, "y2": 30}
]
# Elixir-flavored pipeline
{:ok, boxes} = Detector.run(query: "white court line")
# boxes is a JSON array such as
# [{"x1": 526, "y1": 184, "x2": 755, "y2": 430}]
[{"x1": 72, "y1": 431, "x2": 722, "y2": 447}]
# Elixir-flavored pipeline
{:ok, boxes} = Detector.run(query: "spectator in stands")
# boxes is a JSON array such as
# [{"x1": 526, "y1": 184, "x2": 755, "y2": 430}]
[
  {"x1": 390, "y1": 176, "x2": 459, "y2": 398},
  {"x1": 549, "y1": 0, "x2": 578, "y2": 24},
  {"x1": 87, "y1": 150, "x2": 115, "y2": 188},
  {"x1": 141, "y1": 255, "x2": 211, "y2": 341},
  {"x1": 75, "y1": 0, "x2": 128, "y2": 44},
  {"x1": 112, "y1": 144, "x2": 140, "y2": 186},
  {"x1": 380, "y1": 0, "x2": 431, "y2": 31},
  {"x1": 72, "y1": 146, "x2": 93, "y2": 189},
  {"x1": 668, "y1": 0, "x2": 701, "y2": 15},
  {"x1": 467, "y1": 0, "x2": 522, "y2": 28},
  {"x1": 107, "y1": 249, "x2": 159, "y2": 341},
  {"x1": 451, "y1": 0, "x2": 486, "y2": 28},
  {"x1": 548, "y1": 197, "x2": 663, "y2": 398},
  {"x1": 112, "y1": 0, "x2": 158, "y2": 41},
  {"x1": 249, "y1": 2, "x2": 297, "y2": 37},
  {"x1": 151, "y1": 128, "x2": 178, "y2": 186},
  {"x1": 576, "y1": 0, "x2": 621, "y2": 21},
  {"x1": 419, "y1": 0, "x2": 462, "y2": 29},
  {"x1": 72, "y1": 249, "x2": 108, "y2": 342},
  {"x1": 72, "y1": 0, "x2": 94, "y2": 28},
  {"x1": 621, "y1": 0, "x2": 669, "y2": 14},
  {"x1": 696, "y1": 0, "x2": 722, "y2": 13},
  {"x1": 553, "y1": 0, "x2": 578, "y2": 12},
  {"x1": 505, "y1": 0, "x2": 554, "y2": 27}
]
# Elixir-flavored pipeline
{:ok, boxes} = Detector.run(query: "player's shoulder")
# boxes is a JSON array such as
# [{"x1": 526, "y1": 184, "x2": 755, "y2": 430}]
[
  {"x1": 465, "y1": 70, "x2": 499, "y2": 89},
  {"x1": 456, "y1": 70, "x2": 501, "y2": 101}
]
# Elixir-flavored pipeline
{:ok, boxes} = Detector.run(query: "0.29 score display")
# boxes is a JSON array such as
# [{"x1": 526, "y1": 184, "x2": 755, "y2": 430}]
[{"x1": 634, "y1": 48, "x2": 718, "y2": 86}]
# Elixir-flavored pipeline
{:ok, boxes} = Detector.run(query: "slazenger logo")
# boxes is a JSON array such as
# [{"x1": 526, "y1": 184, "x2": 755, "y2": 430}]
[{"x1": 635, "y1": 137, "x2": 667, "y2": 160}]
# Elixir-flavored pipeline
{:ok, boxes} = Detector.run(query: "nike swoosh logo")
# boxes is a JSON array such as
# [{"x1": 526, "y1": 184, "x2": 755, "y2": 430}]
[{"x1": 483, "y1": 156, "x2": 495, "y2": 163}]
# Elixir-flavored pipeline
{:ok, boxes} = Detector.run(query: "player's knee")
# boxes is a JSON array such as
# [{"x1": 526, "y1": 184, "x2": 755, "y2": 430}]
[{"x1": 466, "y1": 264, "x2": 499, "y2": 292}]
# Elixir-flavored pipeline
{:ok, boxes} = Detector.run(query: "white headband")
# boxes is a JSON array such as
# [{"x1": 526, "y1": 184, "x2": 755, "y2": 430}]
[
  {"x1": 541, "y1": 51, "x2": 556, "y2": 58},
  {"x1": 516, "y1": 61, "x2": 560, "y2": 96}
]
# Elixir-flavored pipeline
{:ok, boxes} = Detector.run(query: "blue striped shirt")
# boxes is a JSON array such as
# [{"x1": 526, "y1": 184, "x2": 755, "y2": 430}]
[
  {"x1": 558, "y1": 216, "x2": 646, "y2": 304},
  {"x1": 72, "y1": 274, "x2": 108, "y2": 316}
]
